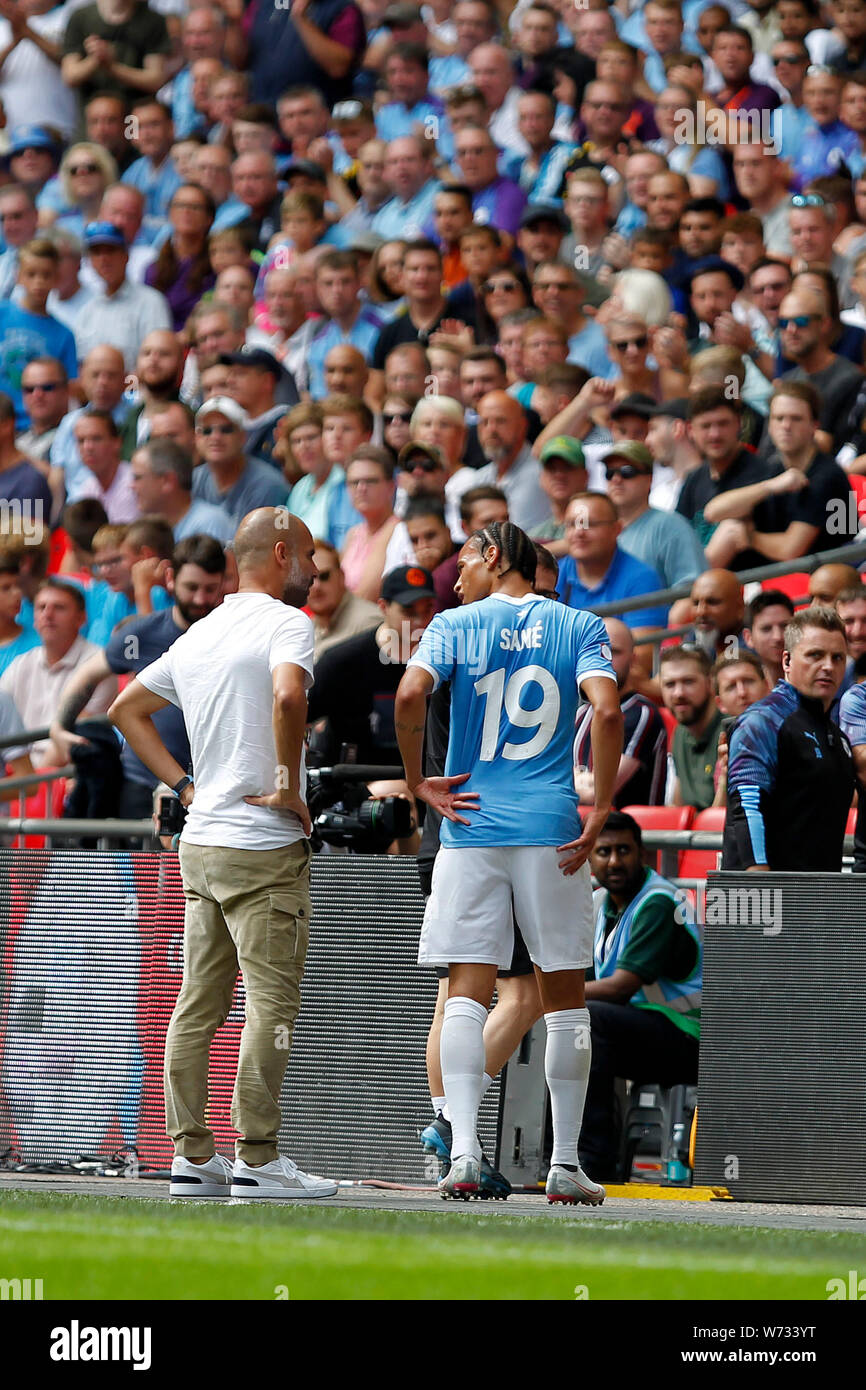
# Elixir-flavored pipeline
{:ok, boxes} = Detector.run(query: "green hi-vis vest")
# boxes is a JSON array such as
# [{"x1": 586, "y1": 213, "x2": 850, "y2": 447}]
[{"x1": 593, "y1": 869, "x2": 702, "y2": 1039}]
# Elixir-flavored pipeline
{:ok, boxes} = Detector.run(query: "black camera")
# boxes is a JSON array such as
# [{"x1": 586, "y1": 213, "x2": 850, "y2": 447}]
[
  {"x1": 306, "y1": 764, "x2": 413, "y2": 852},
  {"x1": 157, "y1": 793, "x2": 187, "y2": 838}
]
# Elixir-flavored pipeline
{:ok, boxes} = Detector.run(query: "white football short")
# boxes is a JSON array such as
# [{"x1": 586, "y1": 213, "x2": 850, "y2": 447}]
[{"x1": 418, "y1": 845, "x2": 594, "y2": 973}]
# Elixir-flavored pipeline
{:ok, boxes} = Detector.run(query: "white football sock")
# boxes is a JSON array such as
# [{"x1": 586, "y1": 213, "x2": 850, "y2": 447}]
[
  {"x1": 431, "y1": 1095, "x2": 446, "y2": 1118},
  {"x1": 440, "y1": 996, "x2": 487, "y2": 1162},
  {"x1": 544, "y1": 1008, "x2": 591, "y2": 1168},
  {"x1": 480, "y1": 1071, "x2": 494, "y2": 1097}
]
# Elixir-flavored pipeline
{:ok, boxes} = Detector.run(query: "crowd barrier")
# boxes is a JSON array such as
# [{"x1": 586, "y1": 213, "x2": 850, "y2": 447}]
[
  {"x1": 2, "y1": 851, "x2": 864, "y2": 1201},
  {"x1": 0, "y1": 850, "x2": 499, "y2": 1181}
]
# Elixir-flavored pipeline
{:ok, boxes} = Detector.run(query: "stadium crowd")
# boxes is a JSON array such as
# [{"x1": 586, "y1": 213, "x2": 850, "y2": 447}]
[{"x1": 3, "y1": 0, "x2": 866, "y2": 1194}]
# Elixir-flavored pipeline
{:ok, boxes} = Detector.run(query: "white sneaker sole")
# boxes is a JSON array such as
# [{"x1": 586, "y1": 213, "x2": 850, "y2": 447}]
[
  {"x1": 169, "y1": 1178, "x2": 232, "y2": 1198},
  {"x1": 230, "y1": 1180, "x2": 338, "y2": 1199}
]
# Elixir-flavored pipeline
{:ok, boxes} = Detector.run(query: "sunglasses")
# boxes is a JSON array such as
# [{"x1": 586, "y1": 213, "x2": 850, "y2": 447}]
[
  {"x1": 536, "y1": 587, "x2": 560, "y2": 601},
  {"x1": 605, "y1": 464, "x2": 648, "y2": 480},
  {"x1": 482, "y1": 278, "x2": 521, "y2": 293},
  {"x1": 198, "y1": 423, "x2": 237, "y2": 435},
  {"x1": 23, "y1": 382, "x2": 61, "y2": 393},
  {"x1": 404, "y1": 457, "x2": 440, "y2": 473},
  {"x1": 612, "y1": 336, "x2": 648, "y2": 352},
  {"x1": 70, "y1": 163, "x2": 101, "y2": 175},
  {"x1": 778, "y1": 314, "x2": 816, "y2": 328},
  {"x1": 790, "y1": 193, "x2": 825, "y2": 208},
  {"x1": 772, "y1": 54, "x2": 806, "y2": 64},
  {"x1": 312, "y1": 569, "x2": 333, "y2": 582},
  {"x1": 384, "y1": 410, "x2": 412, "y2": 424}
]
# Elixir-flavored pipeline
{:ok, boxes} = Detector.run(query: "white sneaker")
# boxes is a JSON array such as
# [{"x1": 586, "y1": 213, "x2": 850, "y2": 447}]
[
  {"x1": 230, "y1": 1155, "x2": 338, "y2": 1199},
  {"x1": 170, "y1": 1152, "x2": 234, "y2": 1198},
  {"x1": 545, "y1": 1164, "x2": 605, "y2": 1207}
]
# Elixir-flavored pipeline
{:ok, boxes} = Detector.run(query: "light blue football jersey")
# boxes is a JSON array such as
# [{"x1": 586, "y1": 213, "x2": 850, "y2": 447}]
[{"x1": 409, "y1": 593, "x2": 616, "y2": 848}]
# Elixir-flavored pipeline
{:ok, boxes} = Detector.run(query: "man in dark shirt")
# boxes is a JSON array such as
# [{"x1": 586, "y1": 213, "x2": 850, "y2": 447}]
[
  {"x1": 307, "y1": 563, "x2": 437, "y2": 764},
  {"x1": 372, "y1": 241, "x2": 471, "y2": 376},
  {"x1": 49, "y1": 535, "x2": 226, "y2": 818},
  {"x1": 583, "y1": 812, "x2": 701, "y2": 1180},
  {"x1": 702, "y1": 381, "x2": 856, "y2": 562},
  {"x1": 724, "y1": 607, "x2": 855, "y2": 871},
  {"x1": 0, "y1": 390, "x2": 52, "y2": 521},
  {"x1": 677, "y1": 385, "x2": 770, "y2": 567},
  {"x1": 573, "y1": 618, "x2": 667, "y2": 807},
  {"x1": 61, "y1": 0, "x2": 172, "y2": 108},
  {"x1": 779, "y1": 287, "x2": 864, "y2": 455}
]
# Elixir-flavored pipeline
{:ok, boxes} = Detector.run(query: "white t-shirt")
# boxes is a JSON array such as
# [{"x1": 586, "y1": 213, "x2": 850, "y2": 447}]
[
  {"x1": 0, "y1": 10, "x2": 79, "y2": 139},
  {"x1": 137, "y1": 591, "x2": 315, "y2": 849}
]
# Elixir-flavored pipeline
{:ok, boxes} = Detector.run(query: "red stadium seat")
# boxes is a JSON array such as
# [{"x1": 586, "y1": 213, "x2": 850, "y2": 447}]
[
  {"x1": 849, "y1": 473, "x2": 866, "y2": 530},
  {"x1": 621, "y1": 805, "x2": 695, "y2": 833},
  {"x1": 847, "y1": 807, "x2": 857, "y2": 837},
  {"x1": 678, "y1": 807, "x2": 726, "y2": 881},
  {"x1": 761, "y1": 572, "x2": 810, "y2": 607},
  {"x1": 621, "y1": 805, "x2": 695, "y2": 874}
]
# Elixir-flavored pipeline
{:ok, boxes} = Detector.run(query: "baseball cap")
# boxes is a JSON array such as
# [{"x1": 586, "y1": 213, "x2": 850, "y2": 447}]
[
  {"x1": 383, "y1": 2, "x2": 423, "y2": 26},
  {"x1": 520, "y1": 203, "x2": 569, "y2": 232},
  {"x1": 381, "y1": 564, "x2": 436, "y2": 605},
  {"x1": 220, "y1": 346, "x2": 282, "y2": 378},
  {"x1": 603, "y1": 440, "x2": 654, "y2": 472},
  {"x1": 283, "y1": 159, "x2": 327, "y2": 182},
  {"x1": 350, "y1": 230, "x2": 385, "y2": 255},
  {"x1": 7, "y1": 124, "x2": 60, "y2": 159},
  {"x1": 397, "y1": 441, "x2": 446, "y2": 470},
  {"x1": 539, "y1": 436, "x2": 586, "y2": 469},
  {"x1": 647, "y1": 396, "x2": 689, "y2": 421},
  {"x1": 684, "y1": 254, "x2": 745, "y2": 293},
  {"x1": 83, "y1": 221, "x2": 127, "y2": 250},
  {"x1": 195, "y1": 396, "x2": 249, "y2": 429},
  {"x1": 609, "y1": 392, "x2": 657, "y2": 422}
]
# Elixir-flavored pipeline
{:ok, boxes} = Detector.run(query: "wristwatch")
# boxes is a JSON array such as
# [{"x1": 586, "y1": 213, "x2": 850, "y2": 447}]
[{"x1": 173, "y1": 775, "x2": 194, "y2": 798}]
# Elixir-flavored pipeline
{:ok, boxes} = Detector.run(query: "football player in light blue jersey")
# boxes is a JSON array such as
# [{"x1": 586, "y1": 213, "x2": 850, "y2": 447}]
[{"x1": 396, "y1": 521, "x2": 623, "y2": 1205}]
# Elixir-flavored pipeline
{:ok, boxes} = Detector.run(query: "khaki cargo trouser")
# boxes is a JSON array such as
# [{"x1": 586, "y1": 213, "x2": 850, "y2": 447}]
[{"x1": 166, "y1": 840, "x2": 312, "y2": 1163}]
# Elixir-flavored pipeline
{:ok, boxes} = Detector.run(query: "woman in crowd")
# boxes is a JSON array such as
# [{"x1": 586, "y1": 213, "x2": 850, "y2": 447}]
[{"x1": 145, "y1": 183, "x2": 217, "y2": 331}]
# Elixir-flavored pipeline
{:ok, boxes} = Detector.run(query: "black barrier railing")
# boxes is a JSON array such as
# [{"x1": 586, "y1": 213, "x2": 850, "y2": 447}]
[
  {"x1": 588, "y1": 535, "x2": 866, "y2": 620},
  {"x1": 0, "y1": 712, "x2": 112, "y2": 752}
]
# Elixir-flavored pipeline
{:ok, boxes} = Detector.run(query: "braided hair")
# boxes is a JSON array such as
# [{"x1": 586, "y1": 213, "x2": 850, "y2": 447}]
[{"x1": 468, "y1": 520, "x2": 537, "y2": 584}]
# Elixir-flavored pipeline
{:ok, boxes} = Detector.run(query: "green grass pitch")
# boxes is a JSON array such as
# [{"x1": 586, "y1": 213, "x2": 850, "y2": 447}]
[{"x1": 1, "y1": 1190, "x2": 864, "y2": 1300}]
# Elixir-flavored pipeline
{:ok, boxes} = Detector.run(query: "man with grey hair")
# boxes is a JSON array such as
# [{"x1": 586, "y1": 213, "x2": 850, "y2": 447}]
[
  {"x1": 130, "y1": 438, "x2": 235, "y2": 543},
  {"x1": 231, "y1": 151, "x2": 282, "y2": 252},
  {"x1": 468, "y1": 42, "x2": 530, "y2": 155},
  {"x1": 371, "y1": 135, "x2": 440, "y2": 241}
]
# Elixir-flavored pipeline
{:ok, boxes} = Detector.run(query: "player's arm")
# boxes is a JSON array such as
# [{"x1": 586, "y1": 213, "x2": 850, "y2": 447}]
[
  {"x1": 395, "y1": 665, "x2": 479, "y2": 825},
  {"x1": 245, "y1": 662, "x2": 312, "y2": 835},
  {"x1": 49, "y1": 650, "x2": 113, "y2": 761},
  {"x1": 584, "y1": 967, "x2": 642, "y2": 1002},
  {"x1": 558, "y1": 674, "x2": 623, "y2": 874},
  {"x1": 108, "y1": 679, "x2": 192, "y2": 804}
]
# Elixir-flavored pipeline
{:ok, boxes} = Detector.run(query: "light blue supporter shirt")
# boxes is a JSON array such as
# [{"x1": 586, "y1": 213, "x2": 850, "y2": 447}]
[{"x1": 409, "y1": 592, "x2": 616, "y2": 848}]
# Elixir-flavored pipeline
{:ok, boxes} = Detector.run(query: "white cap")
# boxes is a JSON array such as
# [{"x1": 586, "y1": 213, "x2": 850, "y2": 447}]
[{"x1": 195, "y1": 395, "x2": 249, "y2": 429}]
